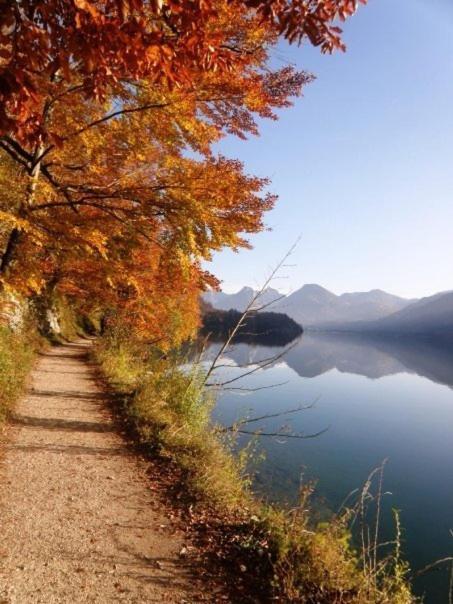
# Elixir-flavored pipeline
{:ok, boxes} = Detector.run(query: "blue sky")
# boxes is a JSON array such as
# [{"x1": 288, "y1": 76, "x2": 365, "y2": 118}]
[{"x1": 205, "y1": 0, "x2": 453, "y2": 299}]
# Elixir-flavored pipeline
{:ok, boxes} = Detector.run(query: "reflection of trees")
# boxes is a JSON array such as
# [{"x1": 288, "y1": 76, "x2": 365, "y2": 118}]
[{"x1": 206, "y1": 332, "x2": 453, "y2": 389}]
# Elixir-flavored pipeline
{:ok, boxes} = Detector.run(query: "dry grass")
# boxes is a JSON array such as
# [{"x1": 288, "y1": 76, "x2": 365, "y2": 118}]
[
  {"x1": 95, "y1": 328, "x2": 418, "y2": 604},
  {"x1": 96, "y1": 329, "x2": 249, "y2": 510},
  {"x1": 0, "y1": 324, "x2": 41, "y2": 424}
]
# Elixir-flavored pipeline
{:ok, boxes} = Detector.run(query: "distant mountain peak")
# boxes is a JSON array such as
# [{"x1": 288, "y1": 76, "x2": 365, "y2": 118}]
[
  {"x1": 360, "y1": 290, "x2": 453, "y2": 335},
  {"x1": 300, "y1": 283, "x2": 332, "y2": 292},
  {"x1": 203, "y1": 283, "x2": 417, "y2": 328},
  {"x1": 203, "y1": 285, "x2": 282, "y2": 313}
]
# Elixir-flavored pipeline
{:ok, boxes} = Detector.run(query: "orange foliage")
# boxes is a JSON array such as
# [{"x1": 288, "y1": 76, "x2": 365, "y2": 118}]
[
  {"x1": 0, "y1": 0, "x2": 367, "y2": 345},
  {"x1": 0, "y1": 0, "x2": 366, "y2": 142}
]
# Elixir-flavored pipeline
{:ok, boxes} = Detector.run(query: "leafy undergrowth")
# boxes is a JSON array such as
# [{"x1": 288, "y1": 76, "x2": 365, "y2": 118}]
[
  {"x1": 0, "y1": 323, "x2": 42, "y2": 424},
  {"x1": 95, "y1": 328, "x2": 417, "y2": 604},
  {"x1": 33, "y1": 293, "x2": 101, "y2": 343}
]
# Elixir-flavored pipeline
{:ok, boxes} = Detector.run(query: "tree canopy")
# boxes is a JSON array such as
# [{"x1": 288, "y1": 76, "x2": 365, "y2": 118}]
[
  {"x1": 0, "y1": 0, "x2": 366, "y2": 345},
  {"x1": 0, "y1": 0, "x2": 366, "y2": 141}
]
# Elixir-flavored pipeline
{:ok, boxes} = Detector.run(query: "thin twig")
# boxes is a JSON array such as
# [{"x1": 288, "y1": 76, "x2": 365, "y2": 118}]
[
  {"x1": 413, "y1": 557, "x2": 453, "y2": 578},
  {"x1": 219, "y1": 401, "x2": 317, "y2": 431},
  {"x1": 208, "y1": 339, "x2": 298, "y2": 387},
  {"x1": 203, "y1": 237, "x2": 301, "y2": 385},
  {"x1": 234, "y1": 426, "x2": 328, "y2": 439}
]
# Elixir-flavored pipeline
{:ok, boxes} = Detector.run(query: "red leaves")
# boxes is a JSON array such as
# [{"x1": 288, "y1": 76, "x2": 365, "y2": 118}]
[
  {"x1": 244, "y1": 0, "x2": 367, "y2": 50},
  {"x1": 0, "y1": 0, "x2": 368, "y2": 344},
  {"x1": 0, "y1": 0, "x2": 367, "y2": 142},
  {"x1": 74, "y1": 0, "x2": 102, "y2": 21}
]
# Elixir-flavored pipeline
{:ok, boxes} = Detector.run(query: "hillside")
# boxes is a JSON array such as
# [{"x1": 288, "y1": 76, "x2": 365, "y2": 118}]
[
  {"x1": 203, "y1": 287, "x2": 282, "y2": 312},
  {"x1": 204, "y1": 284, "x2": 414, "y2": 327},
  {"x1": 340, "y1": 291, "x2": 453, "y2": 336}
]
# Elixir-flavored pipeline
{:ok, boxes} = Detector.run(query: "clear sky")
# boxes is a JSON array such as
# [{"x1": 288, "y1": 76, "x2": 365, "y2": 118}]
[{"x1": 205, "y1": 0, "x2": 453, "y2": 299}]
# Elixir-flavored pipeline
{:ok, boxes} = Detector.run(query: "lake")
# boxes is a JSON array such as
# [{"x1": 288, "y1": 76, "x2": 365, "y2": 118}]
[{"x1": 204, "y1": 332, "x2": 453, "y2": 603}]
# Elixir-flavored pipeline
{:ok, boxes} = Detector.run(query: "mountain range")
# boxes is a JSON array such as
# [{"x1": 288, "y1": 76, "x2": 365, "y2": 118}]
[
  {"x1": 203, "y1": 285, "x2": 453, "y2": 336},
  {"x1": 273, "y1": 284, "x2": 414, "y2": 326},
  {"x1": 204, "y1": 284, "x2": 414, "y2": 326},
  {"x1": 339, "y1": 290, "x2": 453, "y2": 336},
  {"x1": 203, "y1": 286, "x2": 282, "y2": 312}
]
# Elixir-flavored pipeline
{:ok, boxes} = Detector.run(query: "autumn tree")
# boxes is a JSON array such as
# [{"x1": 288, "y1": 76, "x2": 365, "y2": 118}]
[
  {"x1": 0, "y1": 21, "x2": 308, "y2": 341},
  {"x1": 0, "y1": 0, "x2": 366, "y2": 344},
  {"x1": 0, "y1": 0, "x2": 366, "y2": 141}
]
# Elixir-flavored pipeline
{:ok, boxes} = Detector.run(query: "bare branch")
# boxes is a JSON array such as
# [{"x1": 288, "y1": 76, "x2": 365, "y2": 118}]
[
  {"x1": 250, "y1": 293, "x2": 287, "y2": 312},
  {"x1": 66, "y1": 101, "x2": 173, "y2": 139},
  {"x1": 0, "y1": 139, "x2": 31, "y2": 171},
  {"x1": 219, "y1": 401, "x2": 317, "y2": 431},
  {"x1": 413, "y1": 557, "x2": 453, "y2": 578},
  {"x1": 203, "y1": 236, "x2": 301, "y2": 384},
  {"x1": 208, "y1": 339, "x2": 298, "y2": 387},
  {"x1": 233, "y1": 427, "x2": 328, "y2": 440},
  {"x1": 222, "y1": 381, "x2": 289, "y2": 392}
]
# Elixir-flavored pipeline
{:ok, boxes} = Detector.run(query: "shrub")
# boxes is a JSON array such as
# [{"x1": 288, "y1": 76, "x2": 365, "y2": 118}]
[
  {"x1": 95, "y1": 328, "x2": 417, "y2": 603},
  {"x1": 96, "y1": 331, "x2": 249, "y2": 510},
  {"x1": 0, "y1": 324, "x2": 40, "y2": 423}
]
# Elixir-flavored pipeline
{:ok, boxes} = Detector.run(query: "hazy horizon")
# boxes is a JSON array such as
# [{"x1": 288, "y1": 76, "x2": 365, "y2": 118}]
[
  {"x1": 204, "y1": 0, "x2": 453, "y2": 300},
  {"x1": 214, "y1": 281, "x2": 451, "y2": 300},
  {"x1": 216, "y1": 282, "x2": 425, "y2": 299}
]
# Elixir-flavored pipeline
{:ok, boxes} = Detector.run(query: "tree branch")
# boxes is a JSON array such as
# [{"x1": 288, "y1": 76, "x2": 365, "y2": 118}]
[{"x1": 66, "y1": 101, "x2": 174, "y2": 139}]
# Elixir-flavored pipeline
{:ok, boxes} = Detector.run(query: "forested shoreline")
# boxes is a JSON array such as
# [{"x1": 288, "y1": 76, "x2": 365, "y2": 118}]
[{"x1": 201, "y1": 308, "x2": 303, "y2": 346}]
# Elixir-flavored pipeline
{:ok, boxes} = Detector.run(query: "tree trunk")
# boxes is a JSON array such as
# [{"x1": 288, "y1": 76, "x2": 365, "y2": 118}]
[
  {"x1": 0, "y1": 228, "x2": 21, "y2": 274},
  {"x1": 0, "y1": 145, "x2": 43, "y2": 276}
]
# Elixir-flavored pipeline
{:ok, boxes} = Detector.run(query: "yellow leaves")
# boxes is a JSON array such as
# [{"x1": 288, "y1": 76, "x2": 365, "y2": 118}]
[
  {"x1": 0, "y1": 13, "x2": 289, "y2": 347},
  {"x1": 84, "y1": 230, "x2": 109, "y2": 258},
  {"x1": 146, "y1": 45, "x2": 162, "y2": 65},
  {"x1": 25, "y1": 275, "x2": 46, "y2": 294},
  {"x1": 0, "y1": 211, "x2": 46, "y2": 248},
  {"x1": 244, "y1": 88, "x2": 264, "y2": 112},
  {"x1": 73, "y1": 0, "x2": 101, "y2": 22},
  {"x1": 0, "y1": 269, "x2": 45, "y2": 295},
  {"x1": 0, "y1": 211, "x2": 26, "y2": 229}
]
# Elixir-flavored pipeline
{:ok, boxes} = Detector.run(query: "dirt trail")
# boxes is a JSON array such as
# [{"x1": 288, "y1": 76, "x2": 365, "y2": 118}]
[{"x1": 0, "y1": 341, "x2": 200, "y2": 604}]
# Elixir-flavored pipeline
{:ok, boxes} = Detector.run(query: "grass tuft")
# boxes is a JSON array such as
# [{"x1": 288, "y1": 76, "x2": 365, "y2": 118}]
[
  {"x1": 0, "y1": 323, "x2": 41, "y2": 424},
  {"x1": 96, "y1": 328, "x2": 248, "y2": 510},
  {"x1": 94, "y1": 328, "x2": 418, "y2": 603}
]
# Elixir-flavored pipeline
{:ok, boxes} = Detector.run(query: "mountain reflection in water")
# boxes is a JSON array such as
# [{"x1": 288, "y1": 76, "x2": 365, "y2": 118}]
[
  {"x1": 206, "y1": 331, "x2": 453, "y2": 388},
  {"x1": 203, "y1": 331, "x2": 453, "y2": 604}
]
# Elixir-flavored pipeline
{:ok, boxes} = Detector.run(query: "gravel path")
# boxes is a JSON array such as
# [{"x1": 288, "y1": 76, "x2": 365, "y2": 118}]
[{"x1": 0, "y1": 341, "x2": 199, "y2": 604}]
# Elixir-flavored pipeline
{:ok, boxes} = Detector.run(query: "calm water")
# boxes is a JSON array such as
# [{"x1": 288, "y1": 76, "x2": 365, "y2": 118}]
[{"x1": 204, "y1": 332, "x2": 453, "y2": 603}]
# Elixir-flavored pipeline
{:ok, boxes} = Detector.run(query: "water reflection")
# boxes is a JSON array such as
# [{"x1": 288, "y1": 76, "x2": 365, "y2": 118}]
[
  {"x1": 204, "y1": 332, "x2": 453, "y2": 603},
  {"x1": 207, "y1": 331, "x2": 453, "y2": 388}
]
